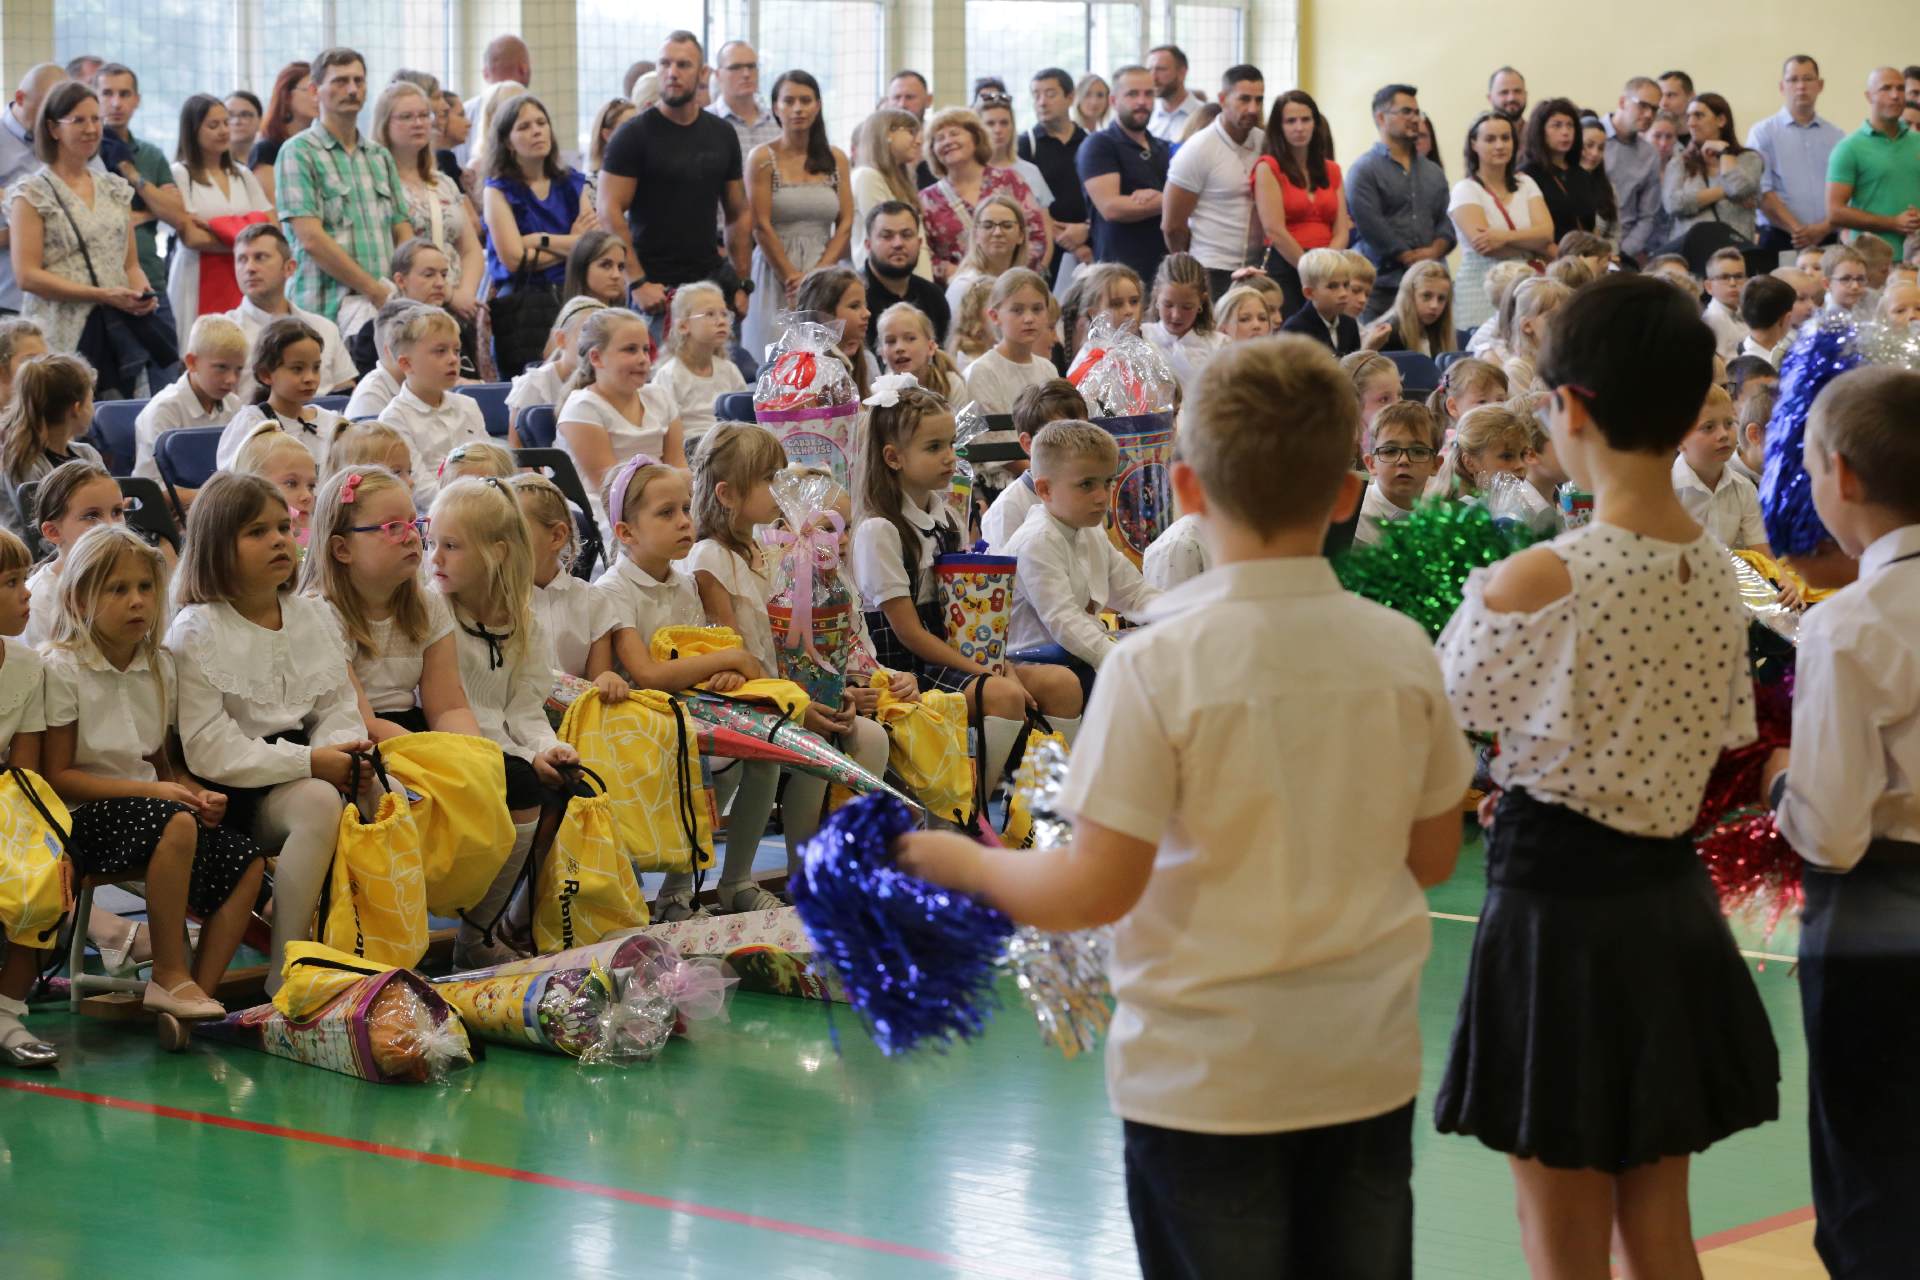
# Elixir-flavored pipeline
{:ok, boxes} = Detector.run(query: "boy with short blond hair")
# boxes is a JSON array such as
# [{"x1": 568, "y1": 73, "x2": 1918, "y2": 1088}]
[
  {"x1": 981, "y1": 378, "x2": 1089, "y2": 552},
  {"x1": 1672, "y1": 383, "x2": 1767, "y2": 550},
  {"x1": 1730, "y1": 379, "x2": 1776, "y2": 487},
  {"x1": 1341, "y1": 250, "x2": 1377, "y2": 320},
  {"x1": 1280, "y1": 248, "x2": 1360, "y2": 355},
  {"x1": 376, "y1": 306, "x2": 486, "y2": 506},
  {"x1": 1764, "y1": 365, "x2": 1920, "y2": 1274},
  {"x1": 902, "y1": 335, "x2": 1473, "y2": 1278},
  {"x1": 134, "y1": 316, "x2": 250, "y2": 486},
  {"x1": 344, "y1": 298, "x2": 425, "y2": 420}
]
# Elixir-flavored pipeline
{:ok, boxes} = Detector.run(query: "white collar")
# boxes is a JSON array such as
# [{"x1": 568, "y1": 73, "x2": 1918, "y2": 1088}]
[
  {"x1": 1139, "y1": 555, "x2": 1338, "y2": 621},
  {"x1": 65, "y1": 640, "x2": 158, "y2": 676},
  {"x1": 1671, "y1": 453, "x2": 1739, "y2": 495},
  {"x1": 616, "y1": 555, "x2": 681, "y2": 590},
  {"x1": 390, "y1": 383, "x2": 447, "y2": 415},
  {"x1": 903, "y1": 491, "x2": 941, "y2": 533},
  {"x1": 1859, "y1": 525, "x2": 1920, "y2": 578}
]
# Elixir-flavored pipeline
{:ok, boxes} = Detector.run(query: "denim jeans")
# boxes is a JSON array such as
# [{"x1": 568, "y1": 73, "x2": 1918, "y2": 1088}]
[{"x1": 1122, "y1": 1101, "x2": 1415, "y2": 1280}]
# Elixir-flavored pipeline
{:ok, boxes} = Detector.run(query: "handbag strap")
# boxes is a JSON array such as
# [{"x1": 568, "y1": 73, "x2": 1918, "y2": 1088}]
[
  {"x1": 41, "y1": 175, "x2": 102, "y2": 287},
  {"x1": 1474, "y1": 175, "x2": 1520, "y2": 234}
]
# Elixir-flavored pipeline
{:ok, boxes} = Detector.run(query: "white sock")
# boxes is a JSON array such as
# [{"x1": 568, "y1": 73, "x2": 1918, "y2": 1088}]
[
  {"x1": 1050, "y1": 715, "x2": 1082, "y2": 747},
  {"x1": 982, "y1": 715, "x2": 1025, "y2": 799},
  {"x1": 720, "y1": 763, "x2": 779, "y2": 891},
  {"x1": 458, "y1": 820, "x2": 536, "y2": 943}
]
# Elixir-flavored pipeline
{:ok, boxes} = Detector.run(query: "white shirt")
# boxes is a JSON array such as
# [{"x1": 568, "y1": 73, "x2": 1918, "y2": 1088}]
[
  {"x1": 222, "y1": 296, "x2": 357, "y2": 393},
  {"x1": 165, "y1": 596, "x2": 367, "y2": 788},
  {"x1": 22, "y1": 562, "x2": 59, "y2": 649},
  {"x1": 1002, "y1": 505, "x2": 1160, "y2": 667},
  {"x1": 963, "y1": 348, "x2": 1058, "y2": 415},
  {"x1": 1057, "y1": 558, "x2": 1475, "y2": 1133},
  {"x1": 1140, "y1": 320, "x2": 1225, "y2": 397},
  {"x1": 533, "y1": 571, "x2": 618, "y2": 679},
  {"x1": 1438, "y1": 522, "x2": 1755, "y2": 837},
  {"x1": 980, "y1": 472, "x2": 1039, "y2": 553},
  {"x1": 1165, "y1": 119, "x2": 1266, "y2": 272},
  {"x1": 344, "y1": 363, "x2": 403, "y2": 421},
  {"x1": 1777, "y1": 525, "x2": 1920, "y2": 868},
  {"x1": 558, "y1": 384, "x2": 676, "y2": 466},
  {"x1": 1738, "y1": 334, "x2": 1777, "y2": 365},
  {"x1": 1703, "y1": 298, "x2": 1749, "y2": 361},
  {"x1": 1728, "y1": 452, "x2": 1761, "y2": 487},
  {"x1": 592, "y1": 554, "x2": 705, "y2": 656},
  {"x1": 685, "y1": 538, "x2": 778, "y2": 674},
  {"x1": 42, "y1": 645, "x2": 174, "y2": 783},
  {"x1": 378, "y1": 384, "x2": 489, "y2": 508},
  {"x1": 165, "y1": 161, "x2": 269, "y2": 345},
  {"x1": 217, "y1": 403, "x2": 340, "y2": 473},
  {"x1": 1141, "y1": 512, "x2": 1209, "y2": 592},
  {"x1": 0, "y1": 637, "x2": 47, "y2": 753},
  {"x1": 1355, "y1": 481, "x2": 1415, "y2": 548},
  {"x1": 1671, "y1": 455, "x2": 1767, "y2": 549},
  {"x1": 507, "y1": 358, "x2": 569, "y2": 418},
  {"x1": 331, "y1": 590, "x2": 455, "y2": 716},
  {"x1": 851, "y1": 492, "x2": 959, "y2": 609},
  {"x1": 442, "y1": 598, "x2": 558, "y2": 760},
  {"x1": 1466, "y1": 314, "x2": 1499, "y2": 356},
  {"x1": 134, "y1": 375, "x2": 244, "y2": 482},
  {"x1": 650, "y1": 355, "x2": 745, "y2": 452},
  {"x1": 1146, "y1": 93, "x2": 1200, "y2": 143}
]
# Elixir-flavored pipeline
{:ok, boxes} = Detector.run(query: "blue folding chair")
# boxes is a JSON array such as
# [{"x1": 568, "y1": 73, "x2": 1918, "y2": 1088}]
[
  {"x1": 313, "y1": 394, "x2": 350, "y2": 414},
  {"x1": 153, "y1": 426, "x2": 224, "y2": 507},
  {"x1": 518, "y1": 403, "x2": 558, "y2": 449},
  {"x1": 1435, "y1": 350, "x2": 1472, "y2": 375},
  {"x1": 1382, "y1": 349, "x2": 1442, "y2": 395},
  {"x1": 89, "y1": 399, "x2": 146, "y2": 475},
  {"x1": 454, "y1": 382, "x2": 512, "y2": 438},
  {"x1": 714, "y1": 391, "x2": 756, "y2": 423},
  {"x1": 515, "y1": 448, "x2": 603, "y2": 578}
]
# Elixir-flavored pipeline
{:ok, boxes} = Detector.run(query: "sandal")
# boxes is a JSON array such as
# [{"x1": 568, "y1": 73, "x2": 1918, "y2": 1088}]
[{"x1": 95, "y1": 918, "x2": 148, "y2": 977}]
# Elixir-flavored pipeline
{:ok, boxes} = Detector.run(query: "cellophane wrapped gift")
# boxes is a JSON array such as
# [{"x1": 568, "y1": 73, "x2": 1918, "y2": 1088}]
[
  {"x1": 1066, "y1": 316, "x2": 1178, "y2": 417},
  {"x1": 643, "y1": 906, "x2": 850, "y2": 1004},
  {"x1": 764, "y1": 467, "x2": 854, "y2": 710},
  {"x1": 202, "y1": 966, "x2": 473, "y2": 1084},
  {"x1": 1094, "y1": 412, "x2": 1178, "y2": 568},
  {"x1": 950, "y1": 400, "x2": 989, "y2": 521},
  {"x1": 753, "y1": 316, "x2": 860, "y2": 490}
]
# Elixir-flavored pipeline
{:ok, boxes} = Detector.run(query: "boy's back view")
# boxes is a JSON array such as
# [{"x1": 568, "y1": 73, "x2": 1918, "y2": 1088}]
[{"x1": 903, "y1": 336, "x2": 1473, "y2": 1280}]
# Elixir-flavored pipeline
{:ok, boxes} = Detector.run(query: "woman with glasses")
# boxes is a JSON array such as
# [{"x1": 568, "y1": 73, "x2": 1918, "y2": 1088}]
[
  {"x1": 376, "y1": 81, "x2": 488, "y2": 376},
  {"x1": 1661, "y1": 92, "x2": 1763, "y2": 246}
]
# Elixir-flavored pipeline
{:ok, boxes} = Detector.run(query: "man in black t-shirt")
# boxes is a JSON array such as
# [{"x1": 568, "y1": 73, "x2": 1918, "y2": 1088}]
[
  {"x1": 597, "y1": 31, "x2": 752, "y2": 327},
  {"x1": 860, "y1": 201, "x2": 950, "y2": 350}
]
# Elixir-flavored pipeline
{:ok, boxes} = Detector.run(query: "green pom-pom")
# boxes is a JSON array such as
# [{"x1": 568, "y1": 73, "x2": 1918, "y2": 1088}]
[{"x1": 1334, "y1": 501, "x2": 1539, "y2": 637}]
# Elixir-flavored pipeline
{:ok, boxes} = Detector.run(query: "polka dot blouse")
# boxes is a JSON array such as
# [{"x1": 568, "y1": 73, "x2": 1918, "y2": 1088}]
[{"x1": 1437, "y1": 523, "x2": 1757, "y2": 838}]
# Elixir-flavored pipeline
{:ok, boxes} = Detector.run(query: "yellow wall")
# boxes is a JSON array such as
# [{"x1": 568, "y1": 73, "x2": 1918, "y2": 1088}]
[{"x1": 1294, "y1": 0, "x2": 1897, "y2": 182}]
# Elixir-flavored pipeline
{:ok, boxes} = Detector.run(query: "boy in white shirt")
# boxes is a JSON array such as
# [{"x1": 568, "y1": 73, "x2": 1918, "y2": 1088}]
[
  {"x1": 1002, "y1": 420, "x2": 1159, "y2": 674},
  {"x1": 1672, "y1": 384, "x2": 1768, "y2": 550},
  {"x1": 1729, "y1": 380, "x2": 1775, "y2": 488},
  {"x1": 1140, "y1": 511, "x2": 1208, "y2": 590},
  {"x1": 343, "y1": 299, "x2": 423, "y2": 421},
  {"x1": 133, "y1": 315, "x2": 247, "y2": 485},
  {"x1": 902, "y1": 336, "x2": 1474, "y2": 1279},
  {"x1": 1763, "y1": 366, "x2": 1920, "y2": 1274},
  {"x1": 222, "y1": 223, "x2": 358, "y2": 394},
  {"x1": 507, "y1": 297, "x2": 602, "y2": 445},
  {"x1": 377, "y1": 308, "x2": 487, "y2": 508},
  {"x1": 980, "y1": 379, "x2": 1087, "y2": 552},
  {"x1": 1700, "y1": 247, "x2": 1750, "y2": 360},
  {"x1": 1355, "y1": 401, "x2": 1441, "y2": 547}
]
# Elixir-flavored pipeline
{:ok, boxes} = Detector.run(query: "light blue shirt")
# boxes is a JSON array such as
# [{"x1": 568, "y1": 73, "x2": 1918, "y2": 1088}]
[
  {"x1": 1746, "y1": 107, "x2": 1845, "y2": 231},
  {"x1": 0, "y1": 105, "x2": 38, "y2": 311}
]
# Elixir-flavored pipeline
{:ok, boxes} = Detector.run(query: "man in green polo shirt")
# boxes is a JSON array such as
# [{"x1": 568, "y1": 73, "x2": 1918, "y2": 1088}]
[
  {"x1": 1827, "y1": 67, "x2": 1920, "y2": 255},
  {"x1": 275, "y1": 46, "x2": 413, "y2": 331}
]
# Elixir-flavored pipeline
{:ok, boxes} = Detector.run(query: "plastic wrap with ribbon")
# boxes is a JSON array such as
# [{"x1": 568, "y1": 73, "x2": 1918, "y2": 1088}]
[
  {"x1": 949, "y1": 400, "x2": 990, "y2": 523},
  {"x1": 935, "y1": 553, "x2": 1017, "y2": 670},
  {"x1": 1066, "y1": 316, "x2": 1179, "y2": 417},
  {"x1": 435, "y1": 964, "x2": 616, "y2": 1058},
  {"x1": 1094, "y1": 412, "x2": 1177, "y2": 568},
  {"x1": 765, "y1": 467, "x2": 855, "y2": 709},
  {"x1": 753, "y1": 316, "x2": 860, "y2": 490}
]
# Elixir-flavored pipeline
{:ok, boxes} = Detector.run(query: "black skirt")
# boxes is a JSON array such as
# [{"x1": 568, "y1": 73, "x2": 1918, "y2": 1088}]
[
  {"x1": 865, "y1": 601, "x2": 987, "y2": 694},
  {"x1": 1434, "y1": 789, "x2": 1780, "y2": 1171},
  {"x1": 71, "y1": 797, "x2": 265, "y2": 917}
]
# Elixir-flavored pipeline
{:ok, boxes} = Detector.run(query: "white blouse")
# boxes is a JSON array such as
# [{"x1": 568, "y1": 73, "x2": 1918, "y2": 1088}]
[
  {"x1": 685, "y1": 537, "x2": 778, "y2": 674},
  {"x1": 851, "y1": 492, "x2": 960, "y2": 609},
  {"x1": 165, "y1": 596, "x2": 367, "y2": 788},
  {"x1": 592, "y1": 555, "x2": 704, "y2": 659},
  {"x1": 344, "y1": 364, "x2": 402, "y2": 421},
  {"x1": 533, "y1": 571, "x2": 618, "y2": 679},
  {"x1": 442, "y1": 599, "x2": 558, "y2": 760},
  {"x1": 378, "y1": 385, "x2": 490, "y2": 508},
  {"x1": 1436, "y1": 522, "x2": 1756, "y2": 837},
  {"x1": 331, "y1": 590, "x2": 455, "y2": 716},
  {"x1": 0, "y1": 637, "x2": 47, "y2": 754},
  {"x1": 651, "y1": 355, "x2": 746, "y2": 451},
  {"x1": 22, "y1": 562, "x2": 59, "y2": 649},
  {"x1": 42, "y1": 645, "x2": 173, "y2": 783},
  {"x1": 557, "y1": 384, "x2": 677, "y2": 469}
]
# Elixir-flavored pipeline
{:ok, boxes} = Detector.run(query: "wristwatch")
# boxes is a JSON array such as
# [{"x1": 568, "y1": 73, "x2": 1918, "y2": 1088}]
[
  {"x1": 736, "y1": 278, "x2": 754, "y2": 297},
  {"x1": 538, "y1": 233, "x2": 551, "y2": 251}
]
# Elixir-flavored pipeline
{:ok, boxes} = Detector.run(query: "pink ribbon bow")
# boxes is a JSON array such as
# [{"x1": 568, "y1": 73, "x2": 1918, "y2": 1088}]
[{"x1": 765, "y1": 509, "x2": 846, "y2": 668}]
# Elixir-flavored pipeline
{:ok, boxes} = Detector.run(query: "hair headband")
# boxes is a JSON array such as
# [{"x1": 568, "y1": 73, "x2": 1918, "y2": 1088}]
[{"x1": 606, "y1": 452, "x2": 662, "y2": 527}]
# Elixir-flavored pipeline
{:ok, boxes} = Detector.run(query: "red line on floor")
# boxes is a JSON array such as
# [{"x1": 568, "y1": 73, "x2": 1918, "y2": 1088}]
[
  {"x1": 0, "y1": 1077, "x2": 1055, "y2": 1279},
  {"x1": 1695, "y1": 1204, "x2": 1817, "y2": 1251}
]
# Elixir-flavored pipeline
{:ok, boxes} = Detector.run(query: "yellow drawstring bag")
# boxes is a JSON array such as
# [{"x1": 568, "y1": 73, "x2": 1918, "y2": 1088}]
[
  {"x1": 322, "y1": 752, "x2": 429, "y2": 969},
  {"x1": 273, "y1": 941, "x2": 387, "y2": 1018},
  {"x1": 868, "y1": 672, "x2": 975, "y2": 825},
  {"x1": 533, "y1": 768, "x2": 648, "y2": 952},
  {"x1": 1000, "y1": 717, "x2": 1070, "y2": 849},
  {"x1": 648, "y1": 624, "x2": 811, "y2": 716},
  {"x1": 376, "y1": 733, "x2": 517, "y2": 915},
  {"x1": 560, "y1": 688, "x2": 715, "y2": 874},
  {"x1": 0, "y1": 768, "x2": 74, "y2": 948}
]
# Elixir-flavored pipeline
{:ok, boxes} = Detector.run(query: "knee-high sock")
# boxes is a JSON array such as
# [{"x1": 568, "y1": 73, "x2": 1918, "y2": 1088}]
[
  {"x1": 982, "y1": 715, "x2": 1025, "y2": 801},
  {"x1": 783, "y1": 717, "x2": 889, "y2": 858},
  {"x1": 457, "y1": 819, "x2": 537, "y2": 943},
  {"x1": 258, "y1": 779, "x2": 348, "y2": 995},
  {"x1": 720, "y1": 761, "x2": 779, "y2": 889},
  {"x1": 1050, "y1": 715, "x2": 1082, "y2": 748}
]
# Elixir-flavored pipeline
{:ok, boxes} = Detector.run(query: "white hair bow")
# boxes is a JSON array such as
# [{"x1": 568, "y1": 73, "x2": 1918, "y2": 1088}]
[{"x1": 863, "y1": 371, "x2": 920, "y2": 408}]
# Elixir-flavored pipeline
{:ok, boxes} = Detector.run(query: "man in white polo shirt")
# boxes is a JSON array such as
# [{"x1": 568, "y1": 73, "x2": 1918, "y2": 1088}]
[{"x1": 1162, "y1": 65, "x2": 1265, "y2": 298}]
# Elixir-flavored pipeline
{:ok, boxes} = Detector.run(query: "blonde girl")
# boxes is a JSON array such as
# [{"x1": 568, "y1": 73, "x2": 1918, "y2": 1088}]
[
  {"x1": 1496, "y1": 277, "x2": 1571, "y2": 391},
  {"x1": 440, "y1": 440, "x2": 516, "y2": 483},
  {"x1": 217, "y1": 316, "x2": 340, "y2": 473},
  {"x1": 298, "y1": 466, "x2": 479, "y2": 742},
  {"x1": 328, "y1": 421, "x2": 415, "y2": 491},
  {"x1": 166, "y1": 473, "x2": 371, "y2": 993},
  {"x1": 965, "y1": 268, "x2": 1057, "y2": 413},
  {"x1": 1341, "y1": 351, "x2": 1404, "y2": 429},
  {"x1": 0, "y1": 354, "x2": 103, "y2": 541},
  {"x1": 510, "y1": 296, "x2": 603, "y2": 445},
  {"x1": 557, "y1": 308, "x2": 686, "y2": 508},
  {"x1": 42, "y1": 525, "x2": 267, "y2": 1037},
  {"x1": 589, "y1": 454, "x2": 776, "y2": 920},
  {"x1": 1141, "y1": 252, "x2": 1223, "y2": 394},
  {"x1": 852, "y1": 384, "x2": 1080, "y2": 790},
  {"x1": 511, "y1": 472, "x2": 626, "y2": 695},
  {"x1": 235, "y1": 427, "x2": 319, "y2": 548},
  {"x1": 1384, "y1": 261, "x2": 1457, "y2": 356},
  {"x1": 945, "y1": 193, "x2": 1028, "y2": 317},
  {"x1": 1425, "y1": 357, "x2": 1511, "y2": 441},
  {"x1": 0, "y1": 319, "x2": 48, "y2": 410},
  {"x1": 653, "y1": 282, "x2": 747, "y2": 453},
  {"x1": 1216, "y1": 285, "x2": 1275, "y2": 342},
  {"x1": 1427, "y1": 404, "x2": 1533, "y2": 500},
  {"x1": 1073, "y1": 262, "x2": 1146, "y2": 345},
  {"x1": 427, "y1": 476, "x2": 581, "y2": 965},
  {"x1": 947, "y1": 277, "x2": 996, "y2": 372},
  {"x1": 23, "y1": 459, "x2": 123, "y2": 648},
  {"x1": 877, "y1": 303, "x2": 966, "y2": 401}
]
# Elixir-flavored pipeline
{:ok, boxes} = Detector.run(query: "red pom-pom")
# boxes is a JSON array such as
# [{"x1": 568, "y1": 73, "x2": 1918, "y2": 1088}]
[{"x1": 1695, "y1": 808, "x2": 1803, "y2": 935}]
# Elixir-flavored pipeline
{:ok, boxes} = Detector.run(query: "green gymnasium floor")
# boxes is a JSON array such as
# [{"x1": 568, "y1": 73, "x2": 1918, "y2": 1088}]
[{"x1": 1, "y1": 832, "x2": 1814, "y2": 1280}]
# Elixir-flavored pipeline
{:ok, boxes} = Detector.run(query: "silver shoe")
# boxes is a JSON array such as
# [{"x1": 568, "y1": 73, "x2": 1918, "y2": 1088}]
[{"x1": 0, "y1": 1024, "x2": 58, "y2": 1069}]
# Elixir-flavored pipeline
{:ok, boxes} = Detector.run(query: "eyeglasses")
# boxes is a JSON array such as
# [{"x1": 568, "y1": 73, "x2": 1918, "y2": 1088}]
[
  {"x1": 978, "y1": 219, "x2": 1020, "y2": 233},
  {"x1": 1371, "y1": 445, "x2": 1437, "y2": 463},
  {"x1": 388, "y1": 111, "x2": 433, "y2": 126},
  {"x1": 350, "y1": 517, "x2": 428, "y2": 543},
  {"x1": 1708, "y1": 272, "x2": 1746, "y2": 283}
]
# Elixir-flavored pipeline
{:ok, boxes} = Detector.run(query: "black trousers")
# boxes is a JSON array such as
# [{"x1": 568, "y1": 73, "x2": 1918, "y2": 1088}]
[{"x1": 1755, "y1": 225, "x2": 1837, "y2": 255}]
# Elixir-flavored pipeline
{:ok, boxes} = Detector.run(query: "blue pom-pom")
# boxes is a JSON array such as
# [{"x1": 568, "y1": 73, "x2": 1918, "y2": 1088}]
[
  {"x1": 790, "y1": 795, "x2": 1013, "y2": 1056},
  {"x1": 1761, "y1": 316, "x2": 1859, "y2": 556}
]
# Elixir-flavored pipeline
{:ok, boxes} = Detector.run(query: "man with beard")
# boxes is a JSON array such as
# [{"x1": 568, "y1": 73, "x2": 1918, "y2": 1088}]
[
  {"x1": 598, "y1": 31, "x2": 752, "y2": 332},
  {"x1": 1145, "y1": 46, "x2": 1199, "y2": 143},
  {"x1": 1164, "y1": 65, "x2": 1266, "y2": 299},
  {"x1": 860, "y1": 202, "x2": 949, "y2": 350},
  {"x1": 1487, "y1": 66, "x2": 1528, "y2": 122},
  {"x1": 1078, "y1": 65, "x2": 1171, "y2": 285}
]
